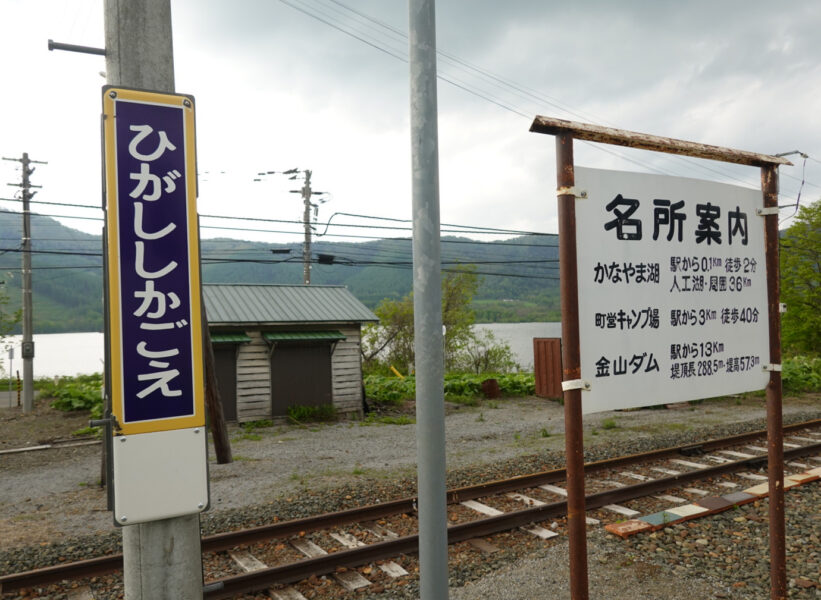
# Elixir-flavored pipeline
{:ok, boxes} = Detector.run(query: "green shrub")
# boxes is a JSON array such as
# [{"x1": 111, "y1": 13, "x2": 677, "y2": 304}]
[
  {"x1": 782, "y1": 355, "x2": 821, "y2": 393},
  {"x1": 365, "y1": 372, "x2": 537, "y2": 406},
  {"x1": 364, "y1": 374, "x2": 416, "y2": 405},
  {"x1": 496, "y1": 373, "x2": 535, "y2": 396},
  {"x1": 443, "y1": 373, "x2": 482, "y2": 399},
  {"x1": 45, "y1": 373, "x2": 104, "y2": 420}
]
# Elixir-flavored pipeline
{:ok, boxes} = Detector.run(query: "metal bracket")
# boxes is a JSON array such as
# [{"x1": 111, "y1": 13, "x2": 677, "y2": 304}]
[
  {"x1": 762, "y1": 364, "x2": 782, "y2": 372},
  {"x1": 556, "y1": 186, "x2": 587, "y2": 199},
  {"x1": 48, "y1": 39, "x2": 106, "y2": 56},
  {"x1": 89, "y1": 415, "x2": 122, "y2": 431},
  {"x1": 756, "y1": 206, "x2": 779, "y2": 216},
  {"x1": 561, "y1": 379, "x2": 591, "y2": 392},
  {"x1": 779, "y1": 303, "x2": 787, "y2": 313}
]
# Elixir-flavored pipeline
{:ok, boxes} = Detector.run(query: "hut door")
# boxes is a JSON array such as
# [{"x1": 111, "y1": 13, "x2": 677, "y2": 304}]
[
  {"x1": 213, "y1": 346, "x2": 238, "y2": 422},
  {"x1": 270, "y1": 343, "x2": 333, "y2": 417}
]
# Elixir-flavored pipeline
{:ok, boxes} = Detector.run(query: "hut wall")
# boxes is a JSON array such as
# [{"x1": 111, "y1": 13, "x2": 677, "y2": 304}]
[{"x1": 235, "y1": 331, "x2": 272, "y2": 422}]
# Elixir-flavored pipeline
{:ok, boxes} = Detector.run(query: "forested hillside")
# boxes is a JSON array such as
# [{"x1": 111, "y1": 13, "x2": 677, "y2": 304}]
[{"x1": 0, "y1": 210, "x2": 560, "y2": 333}]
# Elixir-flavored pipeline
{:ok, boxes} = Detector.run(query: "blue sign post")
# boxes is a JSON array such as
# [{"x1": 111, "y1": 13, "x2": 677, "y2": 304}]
[{"x1": 103, "y1": 87, "x2": 208, "y2": 525}]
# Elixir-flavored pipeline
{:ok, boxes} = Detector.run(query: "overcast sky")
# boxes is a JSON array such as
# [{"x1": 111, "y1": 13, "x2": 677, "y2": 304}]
[{"x1": 1, "y1": 0, "x2": 819, "y2": 246}]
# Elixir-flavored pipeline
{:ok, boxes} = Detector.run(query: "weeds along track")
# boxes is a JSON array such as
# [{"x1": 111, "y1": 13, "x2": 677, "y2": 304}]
[{"x1": 1, "y1": 420, "x2": 819, "y2": 599}]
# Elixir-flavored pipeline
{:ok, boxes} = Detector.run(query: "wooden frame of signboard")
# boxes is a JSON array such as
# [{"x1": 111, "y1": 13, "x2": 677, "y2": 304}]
[{"x1": 530, "y1": 116, "x2": 791, "y2": 600}]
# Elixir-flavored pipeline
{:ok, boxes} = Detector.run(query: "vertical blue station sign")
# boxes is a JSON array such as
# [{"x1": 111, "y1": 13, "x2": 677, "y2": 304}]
[{"x1": 103, "y1": 88, "x2": 204, "y2": 436}]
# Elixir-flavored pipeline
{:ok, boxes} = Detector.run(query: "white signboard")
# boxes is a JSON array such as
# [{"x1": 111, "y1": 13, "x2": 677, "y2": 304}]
[{"x1": 574, "y1": 167, "x2": 770, "y2": 414}]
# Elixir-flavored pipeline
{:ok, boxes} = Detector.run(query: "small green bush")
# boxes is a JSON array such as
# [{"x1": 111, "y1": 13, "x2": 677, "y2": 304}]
[
  {"x1": 496, "y1": 373, "x2": 535, "y2": 396},
  {"x1": 364, "y1": 371, "x2": 537, "y2": 406},
  {"x1": 782, "y1": 355, "x2": 821, "y2": 393},
  {"x1": 364, "y1": 374, "x2": 416, "y2": 405},
  {"x1": 45, "y1": 373, "x2": 104, "y2": 420}
]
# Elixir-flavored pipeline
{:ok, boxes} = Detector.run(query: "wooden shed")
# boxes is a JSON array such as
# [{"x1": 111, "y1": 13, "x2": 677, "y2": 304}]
[{"x1": 203, "y1": 284, "x2": 378, "y2": 423}]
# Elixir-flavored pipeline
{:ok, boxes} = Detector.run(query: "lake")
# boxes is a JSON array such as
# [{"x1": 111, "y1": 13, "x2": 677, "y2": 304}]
[
  {"x1": 0, "y1": 323, "x2": 561, "y2": 378},
  {"x1": 475, "y1": 322, "x2": 562, "y2": 370},
  {"x1": 1, "y1": 332, "x2": 105, "y2": 378}
]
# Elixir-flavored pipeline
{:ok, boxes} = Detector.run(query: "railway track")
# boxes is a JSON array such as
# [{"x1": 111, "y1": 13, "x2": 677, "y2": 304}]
[{"x1": 2, "y1": 420, "x2": 819, "y2": 599}]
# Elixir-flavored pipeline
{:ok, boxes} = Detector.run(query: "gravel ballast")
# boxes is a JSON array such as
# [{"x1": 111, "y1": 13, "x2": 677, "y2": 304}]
[{"x1": 1, "y1": 393, "x2": 819, "y2": 599}]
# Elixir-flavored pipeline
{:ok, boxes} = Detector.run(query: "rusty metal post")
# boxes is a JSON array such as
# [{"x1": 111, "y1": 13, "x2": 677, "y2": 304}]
[
  {"x1": 555, "y1": 133, "x2": 589, "y2": 599},
  {"x1": 761, "y1": 164, "x2": 785, "y2": 600}
]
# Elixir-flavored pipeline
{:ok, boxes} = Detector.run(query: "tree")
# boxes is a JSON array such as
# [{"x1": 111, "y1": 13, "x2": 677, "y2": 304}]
[
  {"x1": 452, "y1": 329, "x2": 517, "y2": 374},
  {"x1": 362, "y1": 266, "x2": 487, "y2": 372},
  {"x1": 780, "y1": 200, "x2": 820, "y2": 354},
  {"x1": 361, "y1": 290, "x2": 415, "y2": 371}
]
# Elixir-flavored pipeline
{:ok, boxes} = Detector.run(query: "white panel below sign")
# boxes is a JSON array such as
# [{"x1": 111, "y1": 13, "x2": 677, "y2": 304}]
[{"x1": 112, "y1": 427, "x2": 209, "y2": 525}]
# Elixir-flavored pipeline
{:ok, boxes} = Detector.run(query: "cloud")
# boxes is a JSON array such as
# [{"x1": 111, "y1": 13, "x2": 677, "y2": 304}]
[{"x1": 1, "y1": 0, "x2": 819, "y2": 244}]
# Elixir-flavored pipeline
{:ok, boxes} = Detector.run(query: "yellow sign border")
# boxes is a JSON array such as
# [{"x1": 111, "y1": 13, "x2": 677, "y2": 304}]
[{"x1": 103, "y1": 87, "x2": 205, "y2": 436}]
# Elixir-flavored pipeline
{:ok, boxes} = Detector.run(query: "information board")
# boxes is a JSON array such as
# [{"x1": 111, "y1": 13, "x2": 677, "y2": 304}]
[
  {"x1": 103, "y1": 87, "x2": 204, "y2": 435},
  {"x1": 574, "y1": 167, "x2": 770, "y2": 413}
]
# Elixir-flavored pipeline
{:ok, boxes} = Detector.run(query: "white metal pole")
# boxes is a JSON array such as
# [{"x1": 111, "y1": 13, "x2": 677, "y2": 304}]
[{"x1": 409, "y1": 0, "x2": 449, "y2": 597}]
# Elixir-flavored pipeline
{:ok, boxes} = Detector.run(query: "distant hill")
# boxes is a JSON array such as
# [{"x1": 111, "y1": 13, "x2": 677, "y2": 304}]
[{"x1": 0, "y1": 210, "x2": 560, "y2": 333}]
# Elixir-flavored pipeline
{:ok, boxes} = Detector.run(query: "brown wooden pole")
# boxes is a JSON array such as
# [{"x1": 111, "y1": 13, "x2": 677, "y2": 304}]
[
  {"x1": 556, "y1": 133, "x2": 589, "y2": 599},
  {"x1": 202, "y1": 306, "x2": 232, "y2": 465},
  {"x1": 761, "y1": 165, "x2": 785, "y2": 599}
]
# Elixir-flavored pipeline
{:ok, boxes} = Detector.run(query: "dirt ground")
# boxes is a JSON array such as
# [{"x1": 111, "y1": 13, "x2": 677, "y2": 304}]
[
  {"x1": 3, "y1": 391, "x2": 821, "y2": 453},
  {"x1": 0, "y1": 396, "x2": 92, "y2": 450},
  {"x1": 1, "y1": 391, "x2": 819, "y2": 550}
]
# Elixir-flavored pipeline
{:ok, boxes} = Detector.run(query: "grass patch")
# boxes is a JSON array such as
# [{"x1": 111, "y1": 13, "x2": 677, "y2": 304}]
[
  {"x1": 601, "y1": 417, "x2": 618, "y2": 430},
  {"x1": 448, "y1": 396, "x2": 479, "y2": 407},
  {"x1": 231, "y1": 454, "x2": 260, "y2": 462},
  {"x1": 72, "y1": 426, "x2": 101, "y2": 438},
  {"x1": 233, "y1": 432, "x2": 262, "y2": 442},
  {"x1": 287, "y1": 404, "x2": 337, "y2": 424},
  {"x1": 361, "y1": 414, "x2": 415, "y2": 426},
  {"x1": 241, "y1": 419, "x2": 274, "y2": 431}
]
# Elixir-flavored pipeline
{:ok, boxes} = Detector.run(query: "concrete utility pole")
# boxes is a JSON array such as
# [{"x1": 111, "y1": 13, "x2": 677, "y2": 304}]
[
  {"x1": 2, "y1": 152, "x2": 46, "y2": 413},
  {"x1": 104, "y1": 1, "x2": 203, "y2": 598}
]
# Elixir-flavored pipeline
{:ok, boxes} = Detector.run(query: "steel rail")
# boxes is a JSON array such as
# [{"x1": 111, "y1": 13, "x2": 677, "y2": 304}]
[
  {"x1": 1, "y1": 419, "x2": 818, "y2": 593},
  {"x1": 204, "y1": 439, "x2": 821, "y2": 599}
]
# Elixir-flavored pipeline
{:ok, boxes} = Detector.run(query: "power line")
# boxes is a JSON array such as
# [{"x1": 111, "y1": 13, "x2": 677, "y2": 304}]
[{"x1": 275, "y1": 0, "x2": 818, "y2": 199}]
